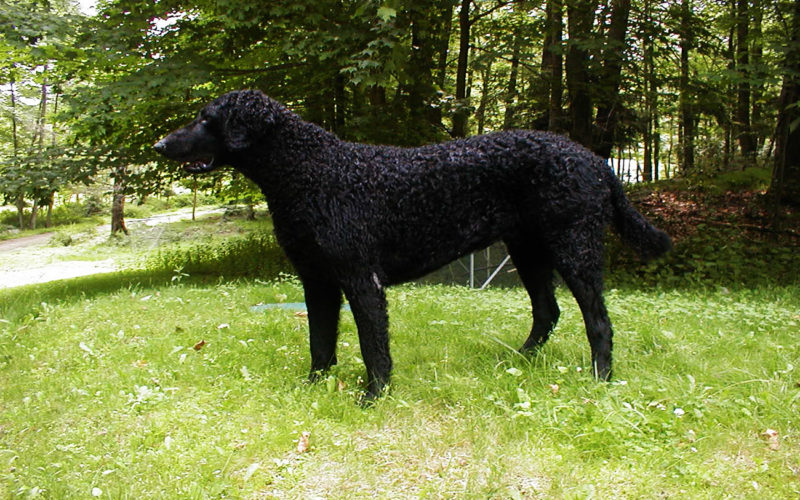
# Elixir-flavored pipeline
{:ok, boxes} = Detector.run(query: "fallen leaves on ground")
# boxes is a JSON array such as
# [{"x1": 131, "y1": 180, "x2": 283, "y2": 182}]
[
  {"x1": 761, "y1": 429, "x2": 780, "y2": 451},
  {"x1": 296, "y1": 431, "x2": 311, "y2": 453}
]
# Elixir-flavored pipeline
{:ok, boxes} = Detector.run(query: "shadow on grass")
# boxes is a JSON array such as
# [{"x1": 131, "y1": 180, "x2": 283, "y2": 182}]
[{"x1": 0, "y1": 270, "x2": 237, "y2": 322}]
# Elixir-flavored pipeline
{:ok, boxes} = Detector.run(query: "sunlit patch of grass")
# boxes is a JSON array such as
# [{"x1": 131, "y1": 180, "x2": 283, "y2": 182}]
[{"x1": 1, "y1": 278, "x2": 798, "y2": 498}]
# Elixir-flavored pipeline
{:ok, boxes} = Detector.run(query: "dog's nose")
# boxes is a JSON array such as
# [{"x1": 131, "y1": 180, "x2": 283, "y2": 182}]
[{"x1": 153, "y1": 140, "x2": 167, "y2": 153}]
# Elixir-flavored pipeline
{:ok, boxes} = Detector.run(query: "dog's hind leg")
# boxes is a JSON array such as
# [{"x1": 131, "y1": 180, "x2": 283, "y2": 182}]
[
  {"x1": 550, "y1": 226, "x2": 614, "y2": 381},
  {"x1": 341, "y1": 272, "x2": 393, "y2": 402},
  {"x1": 303, "y1": 277, "x2": 343, "y2": 381},
  {"x1": 505, "y1": 240, "x2": 560, "y2": 352}
]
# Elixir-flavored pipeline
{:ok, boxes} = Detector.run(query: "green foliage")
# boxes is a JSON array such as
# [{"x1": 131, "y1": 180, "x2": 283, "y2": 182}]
[
  {"x1": 168, "y1": 191, "x2": 216, "y2": 209},
  {"x1": 711, "y1": 167, "x2": 773, "y2": 192},
  {"x1": 143, "y1": 230, "x2": 293, "y2": 279},
  {"x1": 0, "y1": 146, "x2": 94, "y2": 208},
  {"x1": 0, "y1": 280, "x2": 797, "y2": 497},
  {"x1": 48, "y1": 230, "x2": 73, "y2": 247},
  {"x1": 51, "y1": 201, "x2": 101, "y2": 224},
  {"x1": 608, "y1": 226, "x2": 799, "y2": 289},
  {"x1": 4, "y1": 0, "x2": 798, "y2": 209},
  {"x1": 123, "y1": 195, "x2": 218, "y2": 219},
  {"x1": 83, "y1": 194, "x2": 105, "y2": 216},
  {"x1": 0, "y1": 200, "x2": 104, "y2": 233}
]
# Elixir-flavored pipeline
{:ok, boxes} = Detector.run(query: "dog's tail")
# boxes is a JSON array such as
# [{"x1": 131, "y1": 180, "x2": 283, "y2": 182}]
[{"x1": 607, "y1": 170, "x2": 672, "y2": 261}]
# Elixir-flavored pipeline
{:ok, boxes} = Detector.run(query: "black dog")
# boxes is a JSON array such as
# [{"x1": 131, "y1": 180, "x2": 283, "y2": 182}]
[{"x1": 155, "y1": 90, "x2": 671, "y2": 401}]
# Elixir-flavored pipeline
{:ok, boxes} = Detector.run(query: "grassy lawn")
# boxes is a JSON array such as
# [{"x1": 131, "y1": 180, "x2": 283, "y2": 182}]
[{"x1": 1, "y1": 275, "x2": 798, "y2": 498}]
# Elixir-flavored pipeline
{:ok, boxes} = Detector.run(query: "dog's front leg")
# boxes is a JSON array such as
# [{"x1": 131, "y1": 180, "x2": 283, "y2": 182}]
[
  {"x1": 342, "y1": 272, "x2": 392, "y2": 403},
  {"x1": 303, "y1": 277, "x2": 343, "y2": 382}
]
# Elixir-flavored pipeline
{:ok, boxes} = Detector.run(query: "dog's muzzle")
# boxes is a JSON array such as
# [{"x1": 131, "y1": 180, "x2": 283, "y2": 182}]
[{"x1": 153, "y1": 140, "x2": 218, "y2": 174}]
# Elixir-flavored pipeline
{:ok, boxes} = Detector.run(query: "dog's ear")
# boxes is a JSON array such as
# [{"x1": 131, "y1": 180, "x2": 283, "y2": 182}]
[{"x1": 222, "y1": 90, "x2": 276, "y2": 151}]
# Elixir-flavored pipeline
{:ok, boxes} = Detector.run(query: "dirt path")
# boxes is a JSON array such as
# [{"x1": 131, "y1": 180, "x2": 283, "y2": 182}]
[
  {"x1": 0, "y1": 232, "x2": 55, "y2": 253},
  {"x1": 0, "y1": 208, "x2": 224, "y2": 289}
]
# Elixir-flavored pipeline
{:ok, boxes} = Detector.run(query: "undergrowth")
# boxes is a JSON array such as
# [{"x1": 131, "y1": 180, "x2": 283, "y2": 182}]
[{"x1": 142, "y1": 230, "x2": 292, "y2": 279}]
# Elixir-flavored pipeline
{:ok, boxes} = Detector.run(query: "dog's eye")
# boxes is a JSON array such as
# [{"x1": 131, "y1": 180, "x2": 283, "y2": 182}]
[{"x1": 200, "y1": 119, "x2": 210, "y2": 126}]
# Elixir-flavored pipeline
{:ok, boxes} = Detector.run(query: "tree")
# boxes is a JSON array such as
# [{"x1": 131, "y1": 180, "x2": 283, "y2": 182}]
[
  {"x1": 3, "y1": 0, "x2": 795, "y2": 207},
  {"x1": 452, "y1": 0, "x2": 473, "y2": 138},
  {"x1": 677, "y1": 0, "x2": 696, "y2": 176},
  {"x1": 735, "y1": 0, "x2": 756, "y2": 157},
  {"x1": 639, "y1": 0, "x2": 661, "y2": 181},
  {"x1": 0, "y1": 0, "x2": 82, "y2": 228},
  {"x1": 565, "y1": 0, "x2": 596, "y2": 147},
  {"x1": 543, "y1": 0, "x2": 565, "y2": 132},
  {"x1": 770, "y1": 0, "x2": 800, "y2": 207},
  {"x1": 592, "y1": 0, "x2": 632, "y2": 159},
  {"x1": 405, "y1": 0, "x2": 451, "y2": 142}
]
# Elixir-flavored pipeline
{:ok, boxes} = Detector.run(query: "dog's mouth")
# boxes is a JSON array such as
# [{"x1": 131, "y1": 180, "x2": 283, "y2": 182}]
[{"x1": 183, "y1": 156, "x2": 218, "y2": 174}]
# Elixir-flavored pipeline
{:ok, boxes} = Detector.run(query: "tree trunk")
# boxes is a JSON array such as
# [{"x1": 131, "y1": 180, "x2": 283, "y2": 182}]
[
  {"x1": 369, "y1": 85, "x2": 387, "y2": 108},
  {"x1": 333, "y1": 73, "x2": 346, "y2": 135},
  {"x1": 735, "y1": 0, "x2": 756, "y2": 157},
  {"x1": 723, "y1": 2, "x2": 735, "y2": 171},
  {"x1": 566, "y1": 0, "x2": 596, "y2": 147},
  {"x1": 407, "y1": 1, "x2": 441, "y2": 144},
  {"x1": 434, "y1": 3, "x2": 453, "y2": 89},
  {"x1": 476, "y1": 58, "x2": 494, "y2": 135},
  {"x1": 678, "y1": 0, "x2": 696, "y2": 176},
  {"x1": 46, "y1": 191, "x2": 55, "y2": 228},
  {"x1": 429, "y1": 3, "x2": 453, "y2": 129},
  {"x1": 45, "y1": 93, "x2": 59, "y2": 229},
  {"x1": 545, "y1": 0, "x2": 565, "y2": 133},
  {"x1": 29, "y1": 202, "x2": 39, "y2": 230},
  {"x1": 111, "y1": 165, "x2": 129, "y2": 235},
  {"x1": 32, "y1": 76, "x2": 48, "y2": 150},
  {"x1": 452, "y1": 0, "x2": 471, "y2": 138},
  {"x1": 653, "y1": 107, "x2": 661, "y2": 180},
  {"x1": 593, "y1": 0, "x2": 631, "y2": 159},
  {"x1": 770, "y1": 0, "x2": 800, "y2": 207},
  {"x1": 10, "y1": 79, "x2": 19, "y2": 157},
  {"x1": 750, "y1": 0, "x2": 765, "y2": 150},
  {"x1": 503, "y1": 32, "x2": 521, "y2": 130},
  {"x1": 642, "y1": 0, "x2": 655, "y2": 182},
  {"x1": 10, "y1": 80, "x2": 24, "y2": 230},
  {"x1": 26, "y1": 76, "x2": 49, "y2": 232},
  {"x1": 16, "y1": 195, "x2": 26, "y2": 230},
  {"x1": 192, "y1": 176, "x2": 198, "y2": 221}
]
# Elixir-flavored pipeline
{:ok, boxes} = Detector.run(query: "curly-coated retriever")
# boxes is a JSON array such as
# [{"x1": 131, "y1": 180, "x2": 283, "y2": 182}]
[{"x1": 154, "y1": 90, "x2": 671, "y2": 401}]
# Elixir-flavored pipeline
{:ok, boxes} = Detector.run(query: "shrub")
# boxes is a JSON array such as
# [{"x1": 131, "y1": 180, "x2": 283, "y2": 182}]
[
  {"x1": 0, "y1": 210, "x2": 19, "y2": 227},
  {"x1": 170, "y1": 192, "x2": 217, "y2": 208},
  {"x1": 51, "y1": 202, "x2": 97, "y2": 225},
  {"x1": 605, "y1": 225, "x2": 799, "y2": 288},
  {"x1": 85, "y1": 195, "x2": 105, "y2": 215},
  {"x1": 49, "y1": 232, "x2": 73, "y2": 247}
]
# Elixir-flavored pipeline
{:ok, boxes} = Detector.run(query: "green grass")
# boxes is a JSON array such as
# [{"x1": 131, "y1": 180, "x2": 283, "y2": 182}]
[{"x1": 1, "y1": 277, "x2": 798, "y2": 499}]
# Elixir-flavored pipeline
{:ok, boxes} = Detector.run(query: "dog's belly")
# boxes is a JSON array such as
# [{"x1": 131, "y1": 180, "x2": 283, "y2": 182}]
[{"x1": 379, "y1": 213, "x2": 510, "y2": 284}]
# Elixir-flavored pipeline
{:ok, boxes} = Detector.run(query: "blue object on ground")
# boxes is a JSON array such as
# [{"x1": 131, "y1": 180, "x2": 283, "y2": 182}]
[{"x1": 250, "y1": 302, "x2": 351, "y2": 312}]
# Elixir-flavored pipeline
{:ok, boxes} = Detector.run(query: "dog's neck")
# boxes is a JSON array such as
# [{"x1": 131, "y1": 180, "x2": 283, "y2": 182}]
[{"x1": 233, "y1": 115, "x2": 343, "y2": 207}]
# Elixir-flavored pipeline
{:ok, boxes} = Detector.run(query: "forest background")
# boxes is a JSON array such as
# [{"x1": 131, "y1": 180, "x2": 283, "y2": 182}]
[
  {"x1": 1, "y1": 0, "x2": 799, "y2": 234},
  {"x1": 2, "y1": 3, "x2": 800, "y2": 497}
]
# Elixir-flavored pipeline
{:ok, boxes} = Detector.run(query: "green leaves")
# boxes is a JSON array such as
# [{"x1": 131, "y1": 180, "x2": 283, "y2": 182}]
[{"x1": 377, "y1": 5, "x2": 397, "y2": 22}]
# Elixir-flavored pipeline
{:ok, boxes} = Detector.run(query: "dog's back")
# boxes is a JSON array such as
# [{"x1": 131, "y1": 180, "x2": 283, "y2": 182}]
[{"x1": 323, "y1": 131, "x2": 620, "y2": 283}]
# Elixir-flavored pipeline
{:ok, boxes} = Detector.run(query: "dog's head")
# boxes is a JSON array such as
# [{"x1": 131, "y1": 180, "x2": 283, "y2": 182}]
[{"x1": 154, "y1": 90, "x2": 284, "y2": 173}]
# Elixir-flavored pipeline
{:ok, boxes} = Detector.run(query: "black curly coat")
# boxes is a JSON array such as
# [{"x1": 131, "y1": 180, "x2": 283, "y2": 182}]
[{"x1": 155, "y1": 90, "x2": 671, "y2": 400}]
